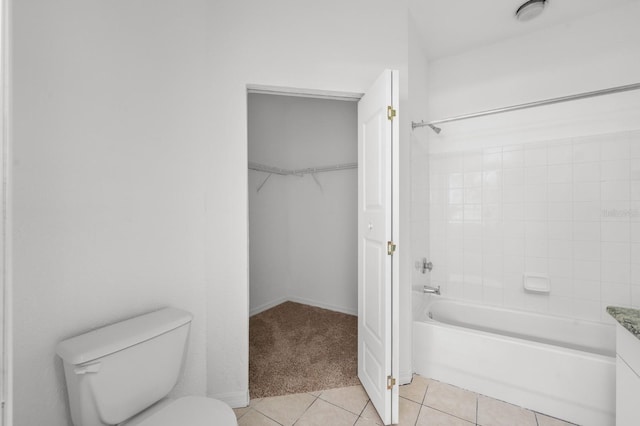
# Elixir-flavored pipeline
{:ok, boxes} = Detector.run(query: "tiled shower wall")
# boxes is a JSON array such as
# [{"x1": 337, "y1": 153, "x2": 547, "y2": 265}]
[{"x1": 429, "y1": 131, "x2": 640, "y2": 323}]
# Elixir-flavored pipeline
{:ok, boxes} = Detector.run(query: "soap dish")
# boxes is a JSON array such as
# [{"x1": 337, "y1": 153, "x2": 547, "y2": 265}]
[{"x1": 523, "y1": 274, "x2": 550, "y2": 293}]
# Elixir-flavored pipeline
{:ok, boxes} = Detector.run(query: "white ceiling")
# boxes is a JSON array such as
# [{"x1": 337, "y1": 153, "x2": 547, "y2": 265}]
[{"x1": 410, "y1": 0, "x2": 637, "y2": 60}]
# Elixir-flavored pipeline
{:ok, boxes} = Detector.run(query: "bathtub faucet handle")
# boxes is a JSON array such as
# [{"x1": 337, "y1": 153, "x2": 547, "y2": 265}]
[{"x1": 421, "y1": 258, "x2": 433, "y2": 274}]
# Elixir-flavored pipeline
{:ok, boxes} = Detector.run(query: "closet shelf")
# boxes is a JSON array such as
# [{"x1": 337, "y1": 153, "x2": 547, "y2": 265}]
[
  {"x1": 249, "y1": 161, "x2": 357, "y2": 176},
  {"x1": 248, "y1": 162, "x2": 293, "y2": 176}
]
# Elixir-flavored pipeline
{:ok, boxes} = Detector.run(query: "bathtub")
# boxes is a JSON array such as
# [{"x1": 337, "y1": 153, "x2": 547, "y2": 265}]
[{"x1": 413, "y1": 295, "x2": 616, "y2": 426}]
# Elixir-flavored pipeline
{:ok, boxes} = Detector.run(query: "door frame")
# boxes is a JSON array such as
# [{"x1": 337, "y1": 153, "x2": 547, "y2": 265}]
[
  {"x1": 244, "y1": 79, "x2": 400, "y2": 424},
  {"x1": 244, "y1": 83, "x2": 364, "y2": 401},
  {"x1": 1, "y1": 0, "x2": 11, "y2": 424},
  {"x1": 246, "y1": 84, "x2": 363, "y2": 102}
]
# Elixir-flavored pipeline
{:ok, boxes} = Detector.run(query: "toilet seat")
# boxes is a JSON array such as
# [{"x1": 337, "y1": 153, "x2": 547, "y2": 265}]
[{"x1": 127, "y1": 396, "x2": 237, "y2": 426}]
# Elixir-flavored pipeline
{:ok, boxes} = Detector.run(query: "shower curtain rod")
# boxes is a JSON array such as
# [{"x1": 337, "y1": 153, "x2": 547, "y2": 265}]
[{"x1": 412, "y1": 82, "x2": 640, "y2": 134}]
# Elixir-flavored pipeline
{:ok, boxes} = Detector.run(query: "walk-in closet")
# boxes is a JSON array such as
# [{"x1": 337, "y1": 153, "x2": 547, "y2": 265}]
[{"x1": 247, "y1": 91, "x2": 359, "y2": 398}]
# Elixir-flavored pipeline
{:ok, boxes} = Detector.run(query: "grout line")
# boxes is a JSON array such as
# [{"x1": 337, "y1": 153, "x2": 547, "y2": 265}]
[
  {"x1": 421, "y1": 380, "x2": 429, "y2": 405},
  {"x1": 570, "y1": 140, "x2": 576, "y2": 316},
  {"x1": 414, "y1": 403, "x2": 422, "y2": 426},
  {"x1": 351, "y1": 413, "x2": 358, "y2": 426},
  {"x1": 292, "y1": 396, "x2": 318, "y2": 426},
  {"x1": 630, "y1": 143, "x2": 633, "y2": 310},
  {"x1": 317, "y1": 395, "x2": 368, "y2": 417},
  {"x1": 232, "y1": 407, "x2": 248, "y2": 421},
  {"x1": 356, "y1": 399, "x2": 370, "y2": 417},
  {"x1": 534, "y1": 410, "x2": 576, "y2": 426},
  {"x1": 250, "y1": 403, "x2": 286, "y2": 426},
  {"x1": 257, "y1": 408, "x2": 285, "y2": 426},
  {"x1": 598, "y1": 147, "x2": 603, "y2": 321}
]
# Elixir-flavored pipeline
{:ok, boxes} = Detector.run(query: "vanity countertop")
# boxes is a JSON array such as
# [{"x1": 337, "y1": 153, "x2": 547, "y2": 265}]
[{"x1": 607, "y1": 306, "x2": 640, "y2": 340}]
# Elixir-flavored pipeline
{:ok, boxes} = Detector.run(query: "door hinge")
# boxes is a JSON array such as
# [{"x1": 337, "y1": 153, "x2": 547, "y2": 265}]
[
  {"x1": 387, "y1": 376, "x2": 396, "y2": 390},
  {"x1": 387, "y1": 106, "x2": 396, "y2": 121},
  {"x1": 387, "y1": 241, "x2": 396, "y2": 256}
]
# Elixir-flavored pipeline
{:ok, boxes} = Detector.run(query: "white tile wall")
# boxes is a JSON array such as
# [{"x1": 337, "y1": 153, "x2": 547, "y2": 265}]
[
  {"x1": 411, "y1": 135, "x2": 431, "y2": 287},
  {"x1": 429, "y1": 130, "x2": 640, "y2": 323}
]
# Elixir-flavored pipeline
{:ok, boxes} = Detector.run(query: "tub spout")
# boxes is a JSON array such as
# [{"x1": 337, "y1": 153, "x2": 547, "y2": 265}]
[{"x1": 423, "y1": 285, "x2": 441, "y2": 295}]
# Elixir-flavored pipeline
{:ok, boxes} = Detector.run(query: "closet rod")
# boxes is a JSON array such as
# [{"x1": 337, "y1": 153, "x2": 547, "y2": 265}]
[
  {"x1": 248, "y1": 162, "x2": 292, "y2": 176},
  {"x1": 294, "y1": 163, "x2": 357, "y2": 175},
  {"x1": 249, "y1": 161, "x2": 357, "y2": 176},
  {"x1": 412, "y1": 81, "x2": 640, "y2": 134}
]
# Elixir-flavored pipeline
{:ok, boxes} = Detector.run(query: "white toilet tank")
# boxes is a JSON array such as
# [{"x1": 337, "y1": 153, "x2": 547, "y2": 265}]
[{"x1": 56, "y1": 308, "x2": 193, "y2": 426}]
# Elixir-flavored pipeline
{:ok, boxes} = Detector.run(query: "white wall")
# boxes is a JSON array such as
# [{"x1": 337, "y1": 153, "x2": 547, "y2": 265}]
[
  {"x1": 13, "y1": 0, "x2": 412, "y2": 420},
  {"x1": 12, "y1": 1, "x2": 212, "y2": 425},
  {"x1": 205, "y1": 0, "x2": 409, "y2": 404},
  {"x1": 248, "y1": 94, "x2": 358, "y2": 316},
  {"x1": 424, "y1": 3, "x2": 640, "y2": 324}
]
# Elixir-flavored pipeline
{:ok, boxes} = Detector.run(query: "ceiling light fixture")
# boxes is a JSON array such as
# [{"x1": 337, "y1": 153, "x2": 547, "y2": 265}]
[{"x1": 515, "y1": 0, "x2": 547, "y2": 22}]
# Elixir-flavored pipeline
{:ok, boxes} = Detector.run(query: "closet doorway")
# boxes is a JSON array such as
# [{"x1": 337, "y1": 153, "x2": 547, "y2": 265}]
[{"x1": 247, "y1": 88, "x2": 359, "y2": 398}]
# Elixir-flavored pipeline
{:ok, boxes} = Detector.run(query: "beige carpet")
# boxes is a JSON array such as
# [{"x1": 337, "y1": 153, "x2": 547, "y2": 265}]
[{"x1": 249, "y1": 301, "x2": 359, "y2": 398}]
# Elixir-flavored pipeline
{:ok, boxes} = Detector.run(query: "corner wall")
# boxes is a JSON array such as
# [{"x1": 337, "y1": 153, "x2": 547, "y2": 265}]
[
  {"x1": 408, "y1": 15, "x2": 430, "y2": 291},
  {"x1": 402, "y1": 12, "x2": 430, "y2": 384}
]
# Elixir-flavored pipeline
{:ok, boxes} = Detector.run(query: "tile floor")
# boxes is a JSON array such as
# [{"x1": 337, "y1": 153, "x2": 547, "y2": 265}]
[{"x1": 233, "y1": 375, "x2": 577, "y2": 426}]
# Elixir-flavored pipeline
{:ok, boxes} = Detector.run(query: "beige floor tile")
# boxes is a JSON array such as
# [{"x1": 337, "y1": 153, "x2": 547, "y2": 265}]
[
  {"x1": 477, "y1": 395, "x2": 537, "y2": 426},
  {"x1": 252, "y1": 392, "x2": 316, "y2": 426},
  {"x1": 536, "y1": 412, "x2": 577, "y2": 426},
  {"x1": 233, "y1": 406, "x2": 252, "y2": 419},
  {"x1": 424, "y1": 381, "x2": 477, "y2": 423},
  {"x1": 359, "y1": 401, "x2": 384, "y2": 425},
  {"x1": 318, "y1": 385, "x2": 369, "y2": 415},
  {"x1": 416, "y1": 406, "x2": 475, "y2": 426},
  {"x1": 398, "y1": 397, "x2": 421, "y2": 425},
  {"x1": 296, "y1": 398, "x2": 359, "y2": 426},
  {"x1": 357, "y1": 396, "x2": 421, "y2": 425},
  {"x1": 244, "y1": 379, "x2": 570, "y2": 426},
  {"x1": 355, "y1": 417, "x2": 382, "y2": 426},
  {"x1": 399, "y1": 374, "x2": 431, "y2": 404},
  {"x1": 237, "y1": 409, "x2": 282, "y2": 426}
]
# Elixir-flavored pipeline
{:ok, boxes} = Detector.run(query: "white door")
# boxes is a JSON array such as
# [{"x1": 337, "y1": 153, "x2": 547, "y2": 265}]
[{"x1": 358, "y1": 69, "x2": 399, "y2": 426}]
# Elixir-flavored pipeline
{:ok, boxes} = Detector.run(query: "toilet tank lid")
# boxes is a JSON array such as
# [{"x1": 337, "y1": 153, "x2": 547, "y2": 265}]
[{"x1": 56, "y1": 307, "x2": 193, "y2": 365}]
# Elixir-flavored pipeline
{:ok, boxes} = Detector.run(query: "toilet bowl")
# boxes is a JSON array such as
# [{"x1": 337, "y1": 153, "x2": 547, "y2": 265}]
[
  {"x1": 56, "y1": 307, "x2": 238, "y2": 426},
  {"x1": 123, "y1": 396, "x2": 236, "y2": 426}
]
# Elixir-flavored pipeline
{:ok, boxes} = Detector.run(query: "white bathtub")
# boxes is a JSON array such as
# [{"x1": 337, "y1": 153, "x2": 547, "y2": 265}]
[{"x1": 413, "y1": 296, "x2": 616, "y2": 426}]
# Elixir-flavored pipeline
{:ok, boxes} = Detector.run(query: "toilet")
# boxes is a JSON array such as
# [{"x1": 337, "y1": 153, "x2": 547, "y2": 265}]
[{"x1": 56, "y1": 307, "x2": 238, "y2": 426}]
